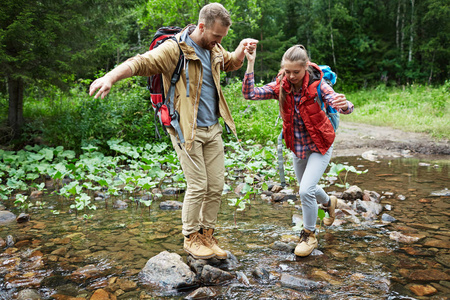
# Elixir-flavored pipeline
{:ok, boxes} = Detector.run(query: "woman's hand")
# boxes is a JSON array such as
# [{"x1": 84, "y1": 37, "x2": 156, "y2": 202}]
[
  {"x1": 333, "y1": 93, "x2": 349, "y2": 111},
  {"x1": 244, "y1": 44, "x2": 257, "y2": 73}
]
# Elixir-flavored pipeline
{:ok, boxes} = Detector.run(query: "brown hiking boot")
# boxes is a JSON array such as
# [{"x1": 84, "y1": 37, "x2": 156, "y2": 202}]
[
  {"x1": 184, "y1": 232, "x2": 215, "y2": 259},
  {"x1": 202, "y1": 228, "x2": 228, "y2": 260},
  {"x1": 294, "y1": 229, "x2": 318, "y2": 257},
  {"x1": 323, "y1": 196, "x2": 337, "y2": 226}
]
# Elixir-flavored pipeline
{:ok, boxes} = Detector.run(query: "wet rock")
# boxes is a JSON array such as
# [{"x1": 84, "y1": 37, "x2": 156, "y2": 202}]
[
  {"x1": 381, "y1": 213, "x2": 396, "y2": 223},
  {"x1": 116, "y1": 278, "x2": 137, "y2": 291},
  {"x1": 384, "y1": 204, "x2": 392, "y2": 211},
  {"x1": 424, "y1": 238, "x2": 450, "y2": 249},
  {"x1": 403, "y1": 269, "x2": 450, "y2": 281},
  {"x1": 310, "y1": 249, "x2": 324, "y2": 256},
  {"x1": 363, "y1": 190, "x2": 381, "y2": 203},
  {"x1": 252, "y1": 267, "x2": 270, "y2": 282},
  {"x1": 30, "y1": 190, "x2": 43, "y2": 199},
  {"x1": 341, "y1": 186, "x2": 363, "y2": 201},
  {"x1": 159, "y1": 200, "x2": 183, "y2": 210},
  {"x1": 430, "y1": 188, "x2": 450, "y2": 197},
  {"x1": 113, "y1": 200, "x2": 128, "y2": 210},
  {"x1": 185, "y1": 286, "x2": 219, "y2": 299},
  {"x1": 280, "y1": 273, "x2": 326, "y2": 291},
  {"x1": 67, "y1": 264, "x2": 106, "y2": 283},
  {"x1": 0, "y1": 211, "x2": 16, "y2": 225},
  {"x1": 271, "y1": 184, "x2": 283, "y2": 193},
  {"x1": 271, "y1": 241, "x2": 295, "y2": 253},
  {"x1": 236, "y1": 271, "x2": 250, "y2": 286},
  {"x1": 162, "y1": 187, "x2": 184, "y2": 195},
  {"x1": 90, "y1": 288, "x2": 116, "y2": 300},
  {"x1": 200, "y1": 265, "x2": 234, "y2": 285},
  {"x1": 409, "y1": 284, "x2": 437, "y2": 296},
  {"x1": 389, "y1": 231, "x2": 423, "y2": 244},
  {"x1": 408, "y1": 223, "x2": 440, "y2": 230},
  {"x1": 0, "y1": 237, "x2": 5, "y2": 248},
  {"x1": 436, "y1": 254, "x2": 450, "y2": 268},
  {"x1": 6, "y1": 235, "x2": 15, "y2": 247},
  {"x1": 400, "y1": 246, "x2": 436, "y2": 256},
  {"x1": 397, "y1": 194, "x2": 406, "y2": 201},
  {"x1": 139, "y1": 251, "x2": 196, "y2": 289},
  {"x1": 16, "y1": 289, "x2": 42, "y2": 300},
  {"x1": 353, "y1": 200, "x2": 383, "y2": 218}
]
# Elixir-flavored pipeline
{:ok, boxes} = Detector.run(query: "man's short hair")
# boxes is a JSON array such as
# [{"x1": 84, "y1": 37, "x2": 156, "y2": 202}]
[{"x1": 199, "y1": 3, "x2": 231, "y2": 28}]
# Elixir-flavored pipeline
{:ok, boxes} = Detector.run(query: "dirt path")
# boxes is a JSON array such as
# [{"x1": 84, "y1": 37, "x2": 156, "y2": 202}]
[{"x1": 333, "y1": 121, "x2": 450, "y2": 159}]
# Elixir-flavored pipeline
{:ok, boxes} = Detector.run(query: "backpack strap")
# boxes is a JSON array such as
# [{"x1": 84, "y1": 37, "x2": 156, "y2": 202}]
[{"x1": 165, "y1": 40, "x2": 185, "y2": 144}]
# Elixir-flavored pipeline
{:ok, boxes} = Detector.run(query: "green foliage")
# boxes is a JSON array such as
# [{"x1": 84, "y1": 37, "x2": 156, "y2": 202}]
[{"x1": 324, "y1": 162, "x2": 368, "y2": 189}]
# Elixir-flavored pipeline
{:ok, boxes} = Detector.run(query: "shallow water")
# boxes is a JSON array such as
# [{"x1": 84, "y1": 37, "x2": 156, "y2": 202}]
[{"x1": 0, "y1": 156, "x2": 449, "y2": 299}]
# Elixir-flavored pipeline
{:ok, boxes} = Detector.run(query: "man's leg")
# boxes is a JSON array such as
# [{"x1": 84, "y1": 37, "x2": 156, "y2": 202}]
[
  {"x1": 170, "y1": 133, "x2": 214, "y2": 259},
  {"x1": 197, "y1": 123, "x2": 227, "y2": 259}
]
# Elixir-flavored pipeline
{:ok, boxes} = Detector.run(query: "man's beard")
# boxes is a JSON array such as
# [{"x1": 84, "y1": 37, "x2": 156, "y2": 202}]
[{"x1": 200, "y1": 36, "x2": 215, "y2": 51}]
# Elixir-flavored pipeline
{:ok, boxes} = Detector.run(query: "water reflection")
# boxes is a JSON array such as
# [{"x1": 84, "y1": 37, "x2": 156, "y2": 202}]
[{"x1": 0, "y1": 156, "x2": 449, "y2": 299}]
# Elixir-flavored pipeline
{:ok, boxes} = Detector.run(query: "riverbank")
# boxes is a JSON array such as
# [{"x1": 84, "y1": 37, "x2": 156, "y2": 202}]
[{"x1": 333, "y1": 121, "x2": 450, "y2": 159}]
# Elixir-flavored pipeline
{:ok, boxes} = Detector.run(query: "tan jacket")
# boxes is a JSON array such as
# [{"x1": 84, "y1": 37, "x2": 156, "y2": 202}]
[{"x1": 124, "y1": 25, "x2": 243, "y2": 150}]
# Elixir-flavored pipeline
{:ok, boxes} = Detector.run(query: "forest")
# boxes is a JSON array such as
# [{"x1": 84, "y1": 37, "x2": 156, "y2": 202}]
[{"x1": 1, "y1": 0, "x2": 449, "y2": 149}]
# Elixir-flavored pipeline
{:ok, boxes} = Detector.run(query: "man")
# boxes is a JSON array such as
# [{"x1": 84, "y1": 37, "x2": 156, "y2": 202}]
[{"x1": 89, "y1": 3, "x2": 258, "y2": 260}]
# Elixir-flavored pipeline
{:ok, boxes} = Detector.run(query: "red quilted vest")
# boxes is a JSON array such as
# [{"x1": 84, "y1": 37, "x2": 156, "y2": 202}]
[{"x1": 275, "y1": 63, "x2": 335, "y2": 155}]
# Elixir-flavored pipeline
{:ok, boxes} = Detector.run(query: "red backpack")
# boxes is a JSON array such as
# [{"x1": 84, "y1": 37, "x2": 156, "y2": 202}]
[{"x1": 147, "y1": 26, "x2": 185, "y2": 144}]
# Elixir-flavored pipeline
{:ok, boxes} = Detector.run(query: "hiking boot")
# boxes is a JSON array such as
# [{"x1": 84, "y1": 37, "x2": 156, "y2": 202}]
[
  {"x1": 202, "y1": 228, "x2": 228, "y2": 260},
  {"x1": 294, "y1": 229, "x2": 318, "y2": 257},
  {"x1": 323, "y1": 196, "x2": 337, "y2": 226},
  {"x1": 184, "y1": 232, "x2": 215, "y2": 259}
]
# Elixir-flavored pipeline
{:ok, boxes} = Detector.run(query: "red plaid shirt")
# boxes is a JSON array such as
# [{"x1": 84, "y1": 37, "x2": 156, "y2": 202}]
[{"x1": 242, "y1": 72, "x2": 354, "y2": 159}]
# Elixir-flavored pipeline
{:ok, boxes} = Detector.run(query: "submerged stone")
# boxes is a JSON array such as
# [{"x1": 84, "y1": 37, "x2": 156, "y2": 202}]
[
  {"x1": 280, "y1": 273, "x2": 327, "y2": 291},
  {"x1": 185, "y1": 286, "x2": 219, "y2": 299},
  {"x1": 409, "y1": 284, "x2": 437, "y2": 296},
  {"x1": 159, "y1": 200, "x2": 183, "y2": 210},
  {"x1": 0, "y1": 211, "x2": 16, "y2": 225}
]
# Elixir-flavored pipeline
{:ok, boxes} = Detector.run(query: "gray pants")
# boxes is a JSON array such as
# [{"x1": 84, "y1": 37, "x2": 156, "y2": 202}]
[{"x1": 292, "y1": 145, "x2": 333, "y2": 232}]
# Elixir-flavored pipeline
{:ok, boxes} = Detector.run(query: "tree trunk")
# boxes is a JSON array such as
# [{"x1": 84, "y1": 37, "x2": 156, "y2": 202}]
[
  {"x1": 396, "y1": 0, "x2": 401, "y2": 49},
  {"x1": 408, "y1": 0, "x2": 415, "y2": 62},
  {"x1": 328, "y1": 0, "x2": 337, "y2": 69},
  {"x1": 7, "y1": 76, "x2": 24, "y2": 138}
]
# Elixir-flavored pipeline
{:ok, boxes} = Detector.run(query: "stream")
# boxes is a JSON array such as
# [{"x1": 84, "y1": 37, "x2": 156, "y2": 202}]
[{"x1": 0, "y1": 155, "x2": 449, "y2": 299}]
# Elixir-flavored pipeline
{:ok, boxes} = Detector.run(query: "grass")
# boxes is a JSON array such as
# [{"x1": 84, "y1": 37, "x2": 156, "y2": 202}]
[{"x1": 340, "y1": 82, "x2": 450, "y2": 139}]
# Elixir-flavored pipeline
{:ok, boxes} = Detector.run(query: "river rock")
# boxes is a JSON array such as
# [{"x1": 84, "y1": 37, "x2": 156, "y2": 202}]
[
  {"x1": 381, "y1": 213, "x2": 396, "y2": 223},
  {"x1": 429, "y1": 189, "x2": 450, "y2": 197},
  {"x1": 0, "y1": 211, "x2": 16, "y2": 225},
  {"x1": 185, "y1": 287, "x2": 219, "y2": 299},
  {"x1": 424, "y1": 238, "x2": 450, "y2": 249},
  {"x1": 16, "y1": 289, "x2": 42, "y2": 300},
  {"x1": 6, "y1": 235, "x2": 15, "y2": 247},
  {"x1": 90, "y1": 288, "x2": 116, "y2": 300},
  {"x1": 409, "y1": 284, "x2": 437, "y2": 296},
  {"x1": 271, "y1": 184, "x2": 283, "y2": 193},
  {"x1": 200, "y1": 265, "x2": 234, "y2": 284},
  {"x1": 353, "y1": 199, "x2": 383, "y2": 216},
  {"x1": 363, "y1": 190, "x2": 381, "y2": 203},
  {"x1": 236, "y1": 271, "x2": 250, "y2": 285},
  {"x1": 252, "y1": 266, "x2": 270, "y2": 282},
  {"x1": 341, "y1": 186, "x2": 363, "y2": 201},
  {"x1": 67, "y1": 264, "x2": 106, "y2": 283},
  {"x1": 113, "y1": 200, "x2": 128, "y2": 209},
  {"x1": 139, "y1": 251, "x2": 195, "y2": 289},
  {"x1": 280, "y1": 273, "x2": 326, "y2": 291},
  {"x1": 162, "y1": 187, "x2": 184, "y2": 195},
  {"x1": 159, "y1": 200, "x2": 183, "y2": 210},
  {"x1": 405, "y1": 269, "x2": 450, "y2": 282},
  {"x1": 16, "y1": 213, "x2": 30, "y2": 223},
  {"x1": 389, "y1": 231, "x2": 422, "y2": 244},
  {"x1": 271, "y1": 241, "x2": 296, "y2": 253}
]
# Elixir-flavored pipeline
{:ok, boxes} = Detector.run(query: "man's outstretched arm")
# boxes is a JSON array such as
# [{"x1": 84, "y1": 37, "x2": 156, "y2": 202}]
[{"x1": 89, "y1": 63, "x2": 133, "y2": 99}]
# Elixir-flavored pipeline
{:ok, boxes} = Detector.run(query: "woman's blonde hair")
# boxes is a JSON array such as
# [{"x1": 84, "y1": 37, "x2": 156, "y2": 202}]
[{"x1": 278, "y1": 45, "x2": 310, "y2": 114}]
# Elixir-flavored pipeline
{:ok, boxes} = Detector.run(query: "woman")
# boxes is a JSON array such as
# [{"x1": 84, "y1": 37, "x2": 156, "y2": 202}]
[{"x1": 242, "y1": 45, "x2": 354, "y2": 257}]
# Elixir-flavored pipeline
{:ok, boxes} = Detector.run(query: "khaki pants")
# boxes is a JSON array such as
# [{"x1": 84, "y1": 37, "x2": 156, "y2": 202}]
[{"x1": 171, "y1": 123, "x2": 224, "y2": 236}]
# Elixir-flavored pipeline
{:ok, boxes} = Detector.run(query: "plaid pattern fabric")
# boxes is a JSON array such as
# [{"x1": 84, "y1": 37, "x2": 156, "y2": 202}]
[{"x1": 242, "y1": 72, "x2": 354, "y2": 159}]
